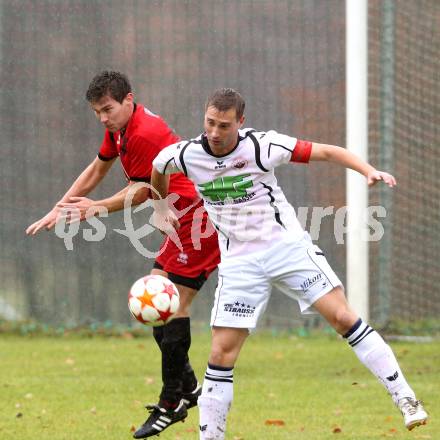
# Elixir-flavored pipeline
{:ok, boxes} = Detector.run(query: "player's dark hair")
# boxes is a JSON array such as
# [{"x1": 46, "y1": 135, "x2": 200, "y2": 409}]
[
  {"x1": 86, "y1": 71, "x2": 132, "y2": 104},
  {"x1": 205, "y1": 88, "x2": 245, "y2": 120}
]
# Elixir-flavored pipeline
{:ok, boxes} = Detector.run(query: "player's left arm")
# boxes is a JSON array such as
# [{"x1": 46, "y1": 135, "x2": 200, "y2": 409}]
[{"x1": 309, "y1": 142, "x2": 397, "y2": 187}]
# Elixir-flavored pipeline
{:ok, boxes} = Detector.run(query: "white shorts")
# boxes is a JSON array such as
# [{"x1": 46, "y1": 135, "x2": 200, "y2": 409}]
[{"x1": 210, "y1": 236, "x2": 342, "y2": 329}]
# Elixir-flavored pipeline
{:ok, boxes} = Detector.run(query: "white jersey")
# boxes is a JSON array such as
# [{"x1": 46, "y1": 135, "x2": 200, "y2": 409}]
[{"x1": 153, "y1": 128, "x2": 310, "y2": 256}]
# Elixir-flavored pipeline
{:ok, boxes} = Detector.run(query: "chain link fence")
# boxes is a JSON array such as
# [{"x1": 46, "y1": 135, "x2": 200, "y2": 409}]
[{"x1": 1, "y1": 0, "x2": 438, "y2": 328}]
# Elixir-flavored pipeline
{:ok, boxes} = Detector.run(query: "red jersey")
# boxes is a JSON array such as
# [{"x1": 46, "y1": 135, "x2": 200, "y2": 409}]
[{"x1": 98, "y1": 103, "x2": 196, "y2": 200}]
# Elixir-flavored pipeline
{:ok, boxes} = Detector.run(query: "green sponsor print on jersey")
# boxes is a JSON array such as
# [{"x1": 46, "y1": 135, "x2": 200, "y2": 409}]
[{"x1": 198, "y1": 174, "x2": 254, "y2": 202}]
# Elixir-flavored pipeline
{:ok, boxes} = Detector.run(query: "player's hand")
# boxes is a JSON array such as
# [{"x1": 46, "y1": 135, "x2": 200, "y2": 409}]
[
  {"x1": 151, "y1": 209, "x2": 180, "y2": 236},
  {"x1": 57, "y1": 197, "x2": 101, "y2": 223},
  {"x1": 26, "y1": 208, "x2": 61, "y2": 235},
  {"x1": 367, "y1": 170, "x2": 397, "y2": 188}
]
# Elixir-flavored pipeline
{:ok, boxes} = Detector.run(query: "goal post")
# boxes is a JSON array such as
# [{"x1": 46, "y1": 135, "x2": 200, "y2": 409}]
[{"x1": 346, "y1": 0, "x2": 369, "y2": 321}]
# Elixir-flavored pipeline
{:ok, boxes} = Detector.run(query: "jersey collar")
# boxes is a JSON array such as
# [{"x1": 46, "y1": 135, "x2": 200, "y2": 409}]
[{"x1": 201, "y1": 133, "x2": 242, "y2": 158}]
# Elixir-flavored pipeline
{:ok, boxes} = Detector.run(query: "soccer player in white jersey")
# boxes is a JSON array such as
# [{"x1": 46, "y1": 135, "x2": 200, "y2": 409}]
[{"x1": 150, "y1": 88, "x2": 428, "y2": 438}]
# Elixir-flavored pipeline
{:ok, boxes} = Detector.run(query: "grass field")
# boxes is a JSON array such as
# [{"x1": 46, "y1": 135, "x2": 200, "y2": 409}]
[{"x1": 0, "y1": 331, "x2": 438, "y2": 440}]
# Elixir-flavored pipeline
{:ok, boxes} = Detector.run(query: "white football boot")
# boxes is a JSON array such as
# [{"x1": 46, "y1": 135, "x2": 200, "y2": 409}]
[{"x1": 397, "y1": 397, "x2": 428, "y2": 430}]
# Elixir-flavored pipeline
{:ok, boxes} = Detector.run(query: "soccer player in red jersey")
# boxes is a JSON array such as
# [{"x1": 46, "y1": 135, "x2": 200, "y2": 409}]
[{"x1": 26, "y1": 71, "x2": 220, "y2": 438}]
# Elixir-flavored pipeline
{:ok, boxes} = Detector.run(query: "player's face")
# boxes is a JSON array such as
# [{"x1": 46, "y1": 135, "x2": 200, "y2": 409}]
[
  {"x1": 204, "y1": 106, "x2": 244, "y2": 154},
  {"x1": 91, "y1": 93, "x2": 134, "y2": 133}
]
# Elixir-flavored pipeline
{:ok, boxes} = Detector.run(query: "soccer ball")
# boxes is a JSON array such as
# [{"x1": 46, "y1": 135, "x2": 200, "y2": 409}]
[{"x1": 128, "y1": 274, "x2": 180, "y2": 326}]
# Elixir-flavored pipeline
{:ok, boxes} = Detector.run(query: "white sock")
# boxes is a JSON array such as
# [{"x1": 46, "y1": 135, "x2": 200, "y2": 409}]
[
  {"x1": 198, "y1": 363, "x2": 234, "y2": 440},
  {"x1": 344, "y1": 319, "x2": 415, "y2": 403}
]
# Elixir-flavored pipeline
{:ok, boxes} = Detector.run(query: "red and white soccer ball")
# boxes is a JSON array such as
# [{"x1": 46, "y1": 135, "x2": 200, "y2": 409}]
[{"x1": 128, "y1": 274, "x2": 180, "y2": 326}]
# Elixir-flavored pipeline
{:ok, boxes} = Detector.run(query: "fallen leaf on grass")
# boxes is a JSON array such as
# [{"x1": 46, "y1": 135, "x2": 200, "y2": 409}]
[
  {"x1": 16, "y1": 412, "x2": 23, "y2": 418},
  {"x1": 265, "y1": 419, "x2": 285, "y2": 426},
  {"x1": 130, "y1": 425, "x2": 136, "y2": 432},
  {"x1": 332, "y1": 426, "x2": 342, "y2": 433}
]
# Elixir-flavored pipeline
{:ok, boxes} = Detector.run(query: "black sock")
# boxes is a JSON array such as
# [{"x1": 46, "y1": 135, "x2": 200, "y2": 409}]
[
  {"x1": 153, "y1": 325, "x2": 164, "y2": 349},
  {"x1": 159, "y1": 317, "x2": 197, "y2": 406}
]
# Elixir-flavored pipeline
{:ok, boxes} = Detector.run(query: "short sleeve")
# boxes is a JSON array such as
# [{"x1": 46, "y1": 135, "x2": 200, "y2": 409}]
[
  {"x1": 98, "y1": 130, "x2": 118, "y2": 161},
  {"x1": 153, "y1": 143, "x2": 183, "y2": 175},
  {"x1": 260, "y1": 130, "x2": 299, "y2": 168}
]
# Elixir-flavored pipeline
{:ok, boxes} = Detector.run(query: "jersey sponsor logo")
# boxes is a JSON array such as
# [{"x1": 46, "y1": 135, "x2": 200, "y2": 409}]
[
  {"x1": 301, "y1": 273, "x2": 323, "y2": 292},
  {"x1": 224, "y1": 301, "x2": 256, "y2": 318},
  {"x1": 205, "y1": 192, "x2": 256, "y2": 206},
  {"x1": 198, "y1": 174, "x2": 253, "y2": 202}
]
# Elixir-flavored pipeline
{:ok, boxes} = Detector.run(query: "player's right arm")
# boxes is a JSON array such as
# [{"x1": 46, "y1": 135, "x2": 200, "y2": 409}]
[{"x1": 25, "y1": 156, "x2": 115, "y2": 235}]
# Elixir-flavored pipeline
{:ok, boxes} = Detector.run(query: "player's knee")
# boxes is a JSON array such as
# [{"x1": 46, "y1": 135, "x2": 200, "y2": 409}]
[
  {"x1": 175, "y1": 304, "x2": 191, "y2": 318},
  {"x1": 209, "y1": 327, "x2": 247, "y2": 367},
  {"x1": 209, "y1": 349, "x2": 231, "y2": 367},
  {"x1": 175, "y1": 287, "x2": 197, "y2": 317},
  {"x1": 332, "y1": 308, "x2": 358, "y2": 334},
  {"x1": 209, "y1": 345, "x2": 236, "y2": 368}
]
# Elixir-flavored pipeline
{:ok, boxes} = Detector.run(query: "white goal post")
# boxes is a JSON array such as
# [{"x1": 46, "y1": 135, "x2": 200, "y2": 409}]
[{"x1": 346, "y1": 0, "x2": 369, "y2": 321}]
